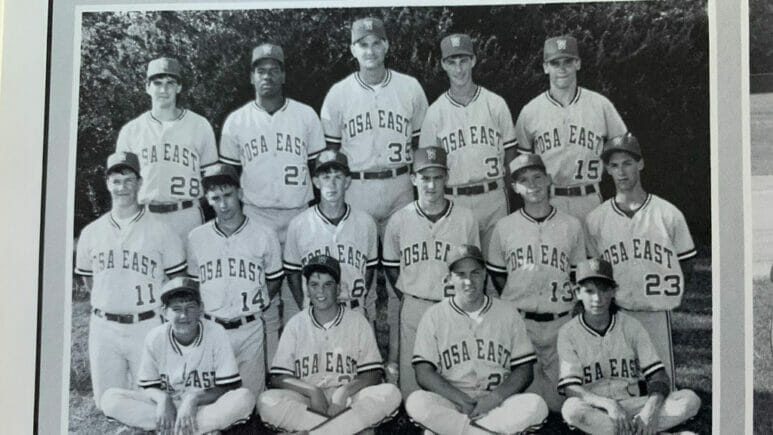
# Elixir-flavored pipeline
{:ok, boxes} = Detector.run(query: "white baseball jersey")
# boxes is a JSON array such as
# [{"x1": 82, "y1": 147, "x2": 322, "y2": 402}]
[
  {"x1": 412, "y1": 296, "x2": 537, "y2": 398},
  {"x1": 75, "y1": 207, "x2": 187, "y2": 313},
  {"x1": 116, "y1": 110, "x2": 218, "y2": 203},
  {"x1": 419, "y1": 86, "x2": 516, "y2": 187},
  {"x1": 186, "y1": 216, "x2": 284, "y2": 319},
  {"x1": 557, "y1": 311, "x2": 664, "y2": 400},
  {"x1": 320, "y1": 70, "x2": 429, "y2": 171},
  {"x1": 220, "y1": 98, "x2": 326, "y2": 209},
  {"x1": 284, "y1": 204, "x2": 379, "y2": 307},
  {"x1": 269, "y1": 305, "x2": 383, "y2": 388},
  {"x1": 137, "y1": 319, "x2": 241, "y2": 401},
  {"x1": 514, "y1": 87, "x2": 627, "y2": 187},
  {"x1": 382, "y1": 201, "x2": 480, "y2": 300},
  {"x1": 486, "y1": 207, "x2": 586, "y2": 313},
  {"x1": 585, "y1": 194, "x2": 696, "y2": 311}
]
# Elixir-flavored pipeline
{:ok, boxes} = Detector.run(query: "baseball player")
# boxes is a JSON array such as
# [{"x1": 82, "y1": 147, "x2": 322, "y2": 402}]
[
  {"x1": 514, "y1": 35, "x2": 628, "y2": 221},
  {"x1": 284, "y1": 150, "x2": 379, "y2": 320},
  {"x1": 585, "y1": 133, "x2": 697, "y2": 390},
  {"x1": 486, "y1": 153, "x2": 586, "y2": 413},
  {"x1": 219, "y1": 42, "x2": 326, "y2": 366},
  {"x1": 406, "y1": 244, "x2": 548, "y2": 434},
  {"x1": 115, "y1": 57, "x2": 218, "y2": 239},
  {"x1": 557, "y1": 258, "x2": 700, "y2": 435},
  {"x1": 257, "y1": 255, "x2": 401, "y2": 434},
  {"x1": 420, "y1": 33, "x2": 517, "y2": 251},
  {"x1": 383, "y1": 146, "x2": 480, "y2": 396},
  {"x1": 74, "y1": 152, "x2": 187, "y2": 410},
  {"x1": 101, "y1": 277, "x2": 255, "y2": 434},
  {"x1": 185, "y1": 163, "x2": 284, "y2": 399}
]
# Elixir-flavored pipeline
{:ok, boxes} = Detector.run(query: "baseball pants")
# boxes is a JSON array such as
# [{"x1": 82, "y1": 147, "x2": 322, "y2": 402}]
[
  {"x1": 89, "y1": 312, "x2": 161, "y2": 410},
  {"x1": 549, "y1": 189, "x2": 602, "y2": 222},
  {"x1": 523, "y1": 314, "x2": 572, "y2": 412},
  {"x1": 257, "y1": 383, "x2": 401, "y2": 434},
  {"x1": 399, "y1": 296, "x2": 438, "y2": 396},
  {"x1": 561, "y1": 389, "x2": 701, "y2": 435},
  {"x1": 447, "y1": 182, "x2": 508, "y2": 254},
  {"x1": 621, "y1": 309, "x2": 676, "y2": 390},
  {"x1": 147, "y1": 202, "x2": 204, "y2": 241},
  {"x1": 100, "y1": 387, "x2": 255, "y2": 433},
  {"x1": 406, "y1": 390, "x2": 548, "y2": 435},
  {"x1": 224, "y1": 318, "x2": 265, "y2": 400}
]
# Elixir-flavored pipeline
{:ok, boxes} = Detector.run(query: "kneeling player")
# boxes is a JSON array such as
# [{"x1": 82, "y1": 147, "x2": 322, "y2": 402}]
[
  {"x1": 406, "y1": 245, "x2": 548, "y2": 434},
  {"x1": 101, "y1": 277, "x2": 255, "y2": 434},
  {"x1": 257, "y1": 255, "x2": 400, "y2": 434},
  {"x1": 558, "y1": 259, "x2": 700, "y2": 435}
]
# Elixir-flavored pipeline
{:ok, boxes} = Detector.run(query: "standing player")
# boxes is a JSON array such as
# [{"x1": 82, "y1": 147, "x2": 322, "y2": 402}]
[
  {"x1": 186, "y1": 163, "x2": 284, "y2": 399},
  {"x1": 420, "y1": 33, "x2": 517, "y2": 251},
  {"x1": 219, "y1": 43, "x2": 326, "y2": 365},
  {"x1": 557, "y1": 258, "x2": 700, "y2": 434},
  {"x1": 115, "y1": 57, "x2": 218, "y2": 239},
  {"x1": 486, "y1": 153, "x2": 586, "y2": 412},
  {"x1": 406, "y1": 245, "x2": 548, "y2": 434},
  {"x1": 74, "y1": 152, "x2": 187, "y2": 410},
  {"x1": 514, "y1": 35, "x2": 627, "y2": 220},
  {"x1": 101, "y1": 277, "x2": 255, "y2": 434},
  {"x1": 382, "y1": 146, "x2": 480, "y2": 396},
  {"x1": 585, "y1": 133, "x2": 697, "y2": 389},
  {"x1": 257, "y1": 255, "x2": 401, "y2": 434},
  {"x1": 283, "y1": 150, "x2": 379, "y2": 320}
]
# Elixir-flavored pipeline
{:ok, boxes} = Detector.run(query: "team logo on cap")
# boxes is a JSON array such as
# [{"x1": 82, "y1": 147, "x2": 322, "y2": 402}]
[
  {"x1": 588, "y1": 258, "x2": 600, "y2": 271},
  {"x1": 262, "y1": 45, "x2": 273, "y2": 55},
  {"x1": 426, "y1": 148, "x2": 437, "y2": 160},
  {"x1": 451, "y1": 36, "x2": 461, "y2": 47},
  {"x1": 556, "y1": 39, "x2": 567, "y2": 50},
  {"x1": 364, "y1": 18, "x2": 373, "y2": 30}
]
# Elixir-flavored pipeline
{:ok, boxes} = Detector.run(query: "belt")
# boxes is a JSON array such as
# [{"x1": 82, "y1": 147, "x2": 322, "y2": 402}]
[
  {"x1": 148, "y1": 200, "x2": 195, "y2": 213},
  {"x1": 204, "y1": 313, "x2": 258, "y2": 330},
  {"x1": 445, "y1": 180, "x2": 499, "y2": 196},
  {"x1": 520, "y1": 310, "x2": 570, "y2": 322},
  {"x1": 551, "y1": 184, "x2": 597, "y2": 197},
  {"x1": 93, "y1": 308, "x2": 156, "y2": 324},
  {"x1": 350, "y1": 165, "x2": 410, "y2": 180},
  {"x1": 406, "y1": 294, "x2": 441, "y2": 304}
]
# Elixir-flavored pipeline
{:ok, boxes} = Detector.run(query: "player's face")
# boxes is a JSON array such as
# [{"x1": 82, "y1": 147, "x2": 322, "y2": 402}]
[
  {"x1": 205, "y1": 185, "x2": 243, "y2": 221},
  {"x1": 307, "y1": 272, "x2": 339, "y2": 312},
  {"x1": 543, "y1": 57, "x2": 580, "y2": 90},
  {"x1": 412, "y1": 167, "x2": 448, "y2": 204},
  {"x1": 351, "y1": 35, "x2": 388, "y2": 70},
  {"x1": 576, "y1": 280, "x2": 615, "y2": 316},
  {"x1": 313, "y1": 169, "x2": 351, "y2": 204},
  {"x1": 166, "y1": 297, "x2": 202, "y2": 337},
  {"x1": 448, "y1": 258, "x2": 486, "y2": 304},
  {"x1": 441, "y1": 55, "x2": 476, "y2": 88},
  {"x1": 513, "y1": 168, "x2": 551, "y2": 204},
  {"x1": 145, "y1": 76, "x2": 181, "y2": 108},
  {"x1": 251, "y1": 59, "x2": 285, "y2": 98},
  {"x1": 605, "y1": 152, "x2": 644, "y2": 192},
  {"x1": 106, "y1": 170, "x2": 141, "y2": 208}
]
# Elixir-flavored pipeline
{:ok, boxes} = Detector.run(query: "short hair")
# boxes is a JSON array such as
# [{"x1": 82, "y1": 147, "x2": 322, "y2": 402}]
[
  {"x1": 162, "y1": 289, "x2": 202, "y2": 307},
  {"x1": 147, "y1": 73, "x2": 180, "y2": 84},
  {"x1": 203, "y1": 177, "x2": 240, "y2": 194},
  {"x1": 303, "y1": 266, "x2": 340, "y2": 284},
  {"x1": 105, "y1": 166, "x2": 140, "y2": 179}
]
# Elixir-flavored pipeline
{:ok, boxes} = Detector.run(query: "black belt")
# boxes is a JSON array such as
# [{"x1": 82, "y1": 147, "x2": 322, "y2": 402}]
[
  {"x1": 148, "y1": 200, "x2": 195, "y2": 213},
  {"x1": 350, "y1": 165, "x2": 410, "y2": 180},
  {"x1": 551, "y1": 184, "x2": 597, "y2": 197},
  {"x1": 347, "y1": 299, "x2": 360, "y2": 309},
  {"x1": 520, "y1": 310, "x2": 570, "y2": 322},
  {"x1": 93, "y1": 308, "x2": 156, "y2": 324},
  {"x1": 406, "y1": 294, "x2": 441, "y2": 303},
  {"x1": 445, "y1": 180, "x2": 499, "y2": 196},
  {"x1": 204, "y1": 313, "x2": 258, "y2": 330}
]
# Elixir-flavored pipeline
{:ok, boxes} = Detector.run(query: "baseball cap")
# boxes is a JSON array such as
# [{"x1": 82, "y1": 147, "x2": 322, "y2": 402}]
[
  {"x1": 575, "y1": 258, "x2": 615, "y2": 285},
  {"x1": 302, "y1": 255, "x2": 341, "y2": 283},
  {"x1": 106, "y1": 151, "x2": 141, "y2": 177},
  {"x1": 351, "y1": 17, "x2": 387, "y2": 44},
  {"x1": 314, "y1": 150, "x2": 350, "y2": 176},
  {"x1": 543, "y1": 36, "x2": 580, "y2": 63},
  {"x1": 601, "y1": 132, "x2": 642, "y2": 163},
  {"x1": 147, "y1": 57, "x2": 182, "y2": 80},
  {"x1": 508, "y1": 154, "x2": 546, "y2": 179},
  {"x1": 447, "y1": 244, "x2": 485, "y2": 270},
  {"x1": 160, "y1": 277, "x2": 201, "y2": 305},
  {"x1": 251, "y1": 43, "x2": 285, "y2": 67},
  {"x1": 202, "y1": 163, "x2": 240, "y2": 187},
  {"x1": 413, "y1": 146, "x2": 448, "y2": 172},
  {"x1": 441, "y1": 34, "x2": 474, "y2": 59}
]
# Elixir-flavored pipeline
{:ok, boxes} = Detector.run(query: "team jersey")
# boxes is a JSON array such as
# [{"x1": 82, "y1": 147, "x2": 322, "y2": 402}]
[
  {"x1": 412, "y1": 296, "x2": 537, "y2": 398},
  {"x1": 186, "y1": 216, "x2": 284, "y2": 319},
  {"x1": 74, "y1": 207, "x2": 187, "y2": 313},
  {"x1": 585, "y1": 194, "x2": 697, "y2": 311},
  {"x1": 419, "y1": 86, "x2": 516, "y2": 187},
  {"x1": 382, "y1": 200, "x2": 480, "y2": 300},
  {"x1": 219, "y1": 98, "x2": 326, "y2": 209},
  {"x1": 514, "y1": 87, "x2": 627, "y2": 187},
  {"x1": 486, "y1": 207, "x2": 586, "y2": 313},
  {"x1": 269, "y1": 305, "x2": 383, "y2": 389},
  {"x1": 284, "y1": 204, "x2": 379, "y2": 307},
  {"x1": 556, "y1": 311, "x2": 664, "y2": 399},
  {"x1": 116, "y1": 109, "x2": 218, "y2": 203},
  {"x1": 320, "y1": 69, "x2": 429, "y2": 171},
  {"x1": 137, "y1": 319, "x2": 241, "y2": 401}
]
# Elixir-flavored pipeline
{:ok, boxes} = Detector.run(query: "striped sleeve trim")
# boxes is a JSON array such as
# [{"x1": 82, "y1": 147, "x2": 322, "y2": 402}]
[
  {"x1": 357, "y1": 362, "x2": 384, "y2": 373},
  {"x1": 503, "y1": 138, "x2": 517, "y2": 149},
  {"x1": 266, "y1": 269, "x2": 285, "y2": 281},
  {"x1": 642, "y1": 361, "x2": 666, "y2": 378},
  {"x1": 269, "y1": 366, "x2": 296, "y2": 376},
  {"x1": 200, "y1": 161, "x2": 218, "y2": 169},
  {"x1": 215, "y1": 373, "x2": 241, "y2": 386},
  {"x1": 308, "y1": 149, "x2": 323, "y2": 159},
  {"x1": 510, "y1": 353, "x2": 537, "y2": 368},
  {"x1": 412, "y1": 129, "x2": 421, "y2": 138},
  {"x1": 138, "y1": 379, "x2": 162, "y2": 388},
  {"x1": 74, "y1": 268, "x2": 93, "y2": 276},
  {"x1": 411, "y1": 356, "x2": 437, "y2": 369},
  {"x1": 283, "y1": 261, "x2": 303, "y2": 272},
  {"x1": 165, "y1": 260, "x2": 187, "y2": 275},
  {"x1": 366, "y1": 257, "x2": 379, "y2": 267},
  {"x1": 678, "y1": 248, "x2": 697, "y2": 261},
  {"x1": 557, "y1": 376, "x2": 583, "y2": 394},
  {"x1": 188, "y1": 275, "x2": 200, "y2": 282},
  {"x1": 219, "y1": 156, "x2": 242, "y2": 166},
  {"x1": 516, "y1": 145, "x2": 533, "y2": 153},
  {"x1": 324, "y1": 135, "x2": 342, "y2": 144},
  {"x1": 485, "y1": 262, "x2": 507, "y2": 274},
  {"x1": 381, "y1": 258, "x2": 400, "y2": 268}
]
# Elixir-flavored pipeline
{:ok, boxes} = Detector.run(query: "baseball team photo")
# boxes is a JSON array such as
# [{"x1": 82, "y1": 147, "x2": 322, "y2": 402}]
[{"x1": 61, "y1": 1, "x2": 711, "y2": 433}]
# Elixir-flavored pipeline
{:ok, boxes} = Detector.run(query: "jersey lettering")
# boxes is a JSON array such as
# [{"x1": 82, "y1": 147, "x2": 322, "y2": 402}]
[
  {"x1": 293, "y1": 353, "x2": 358, "y2": 377},
  {"x1": 300, "y1": 245, "x2": 368, "y2": 274},
  {"x1": 438, "y1": 125, "x2": 503, "y2": 153},
  {"x1": 505, "y1": 244, "x2": 570, "y2": 272},
  {"x1": 198, "y1": 258, "x2": 258, "y2": 283},
  {"x1": 401, "y1": 240, "x2": 453, "y2": 266},
  {"x1": 239, "y1": 133, "x2": 307, "y2": 162},
  {"x1": 345, "y1": 110, "x2": 410, "y2": 139},
  {"x1": 141, "y1": 144, "x2": 200, "y2": 171},
  {"x1": 581, "y1": 358, "x2": 640, "y2": 383},
  {"x1": 601, "y1": 239, "x2": 674, "y2": 268},
  {"x1": 533, "y1": 125, "x2": 604, "y2": 155},
  {"x1": 91, "y1": 249, "x2": 159, "y2": 278},
  {"x1": 438, "y1": 339, "x2": 512, "y2": 371}
]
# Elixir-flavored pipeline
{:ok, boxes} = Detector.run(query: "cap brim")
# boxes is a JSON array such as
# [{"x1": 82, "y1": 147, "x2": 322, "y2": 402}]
[
  {"x1": 414, "y1": 163, "x2": 448, "y2": 172},
  {"x1": 106, "y1": 163, "x2": 139, "y2": 176},
  {"x1": 544, "y1": 53, "x2": 579, "y2": 62},
  {"x1": 161, "y1": 287, "x2": 199, "y2": 304},
  {"x1": 314, "y1": 162, "x2": 350, "y2": 175},
  {"x1": 601, "y1": 148, "x2": 641, "y2": 162},
  {"x1": 449, "y1": 255, "x2": 486, "y2": 270},
  {"x1": 510, "y1": 164, "x2": 546, "y2": 179},
  {"x1": 202, "y1": 174, "x2": 239, "y2": 187},
  {"x1": 302, "y1": 264, "x2": 340, "y2": 282},
  {"x1": 577, "y1": 275, "x2": 616, "y2": 285}
]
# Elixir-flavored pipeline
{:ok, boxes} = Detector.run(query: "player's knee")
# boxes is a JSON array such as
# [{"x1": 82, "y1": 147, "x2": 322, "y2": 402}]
[
  {"x1": 677, "y1": 389, "x2": 701, "y2": 419},
  {"x1": 404, "y1": 390, "x2": 433, "y2": 422},
  {"x1": 561, "y1": 397, "x2": 584, "y2": 426},
  {"x1": 229, "y1": 387, "x2": 257, "y2": 414},
  {"x1": 372, "y1": 383, "x2": 402, "y2": 412},
  {"x1": 257, "y1": 389, "x2": 284, "y2": 417},
  {"x1": 518, "y1": 392, "x2": 549, "y2": 421},
  {"x1": 99, "y1": 388, "x2": 124, "y2": 417}
]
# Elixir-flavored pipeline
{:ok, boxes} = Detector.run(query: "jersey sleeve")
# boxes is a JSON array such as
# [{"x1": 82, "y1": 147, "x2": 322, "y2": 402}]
[
  {"x1": 569, "y1": 218, "x2": 587, "y2": 269},
  {"x1": 508, "y1": 307, "x2": 537, "y2": 369},
  {"x1": 513, "y1": 105, "x2": 534, "y2": 153},
  {"x1": 115, "y1": 123, "x2": 132, "y2": 153},
  {"x1": 198, "y1": 118, "x2": 219, "y2": 168},
  {"x1": 670, "y1": 208, "x2": 697, "y2": 261},
  {"x1": 356, "y1": 315, "x2": 384, "y2": 374},
  {"x1": 282, "y1": 219, "x2": 303, "y2": 273},
  {"x1": 320, "y1": 86, "x2": 342, "y2": 145},
  {"x1": 467, "y1": 209, "x2": 481, "y2": 248},
  {"x1": 584, "y1": 212, "x2": 601, "y2": 258},
  {"x1": 602, "y1": 96, "x2": 627, "y2": 139},
  {"x1": 185, "y1": 232, "x2": 199, "y2": 279},
  {"x1": 485, "y1": 222, "x2": 507, "y2": 274},
  {"x1": 366, "y1": 215, "x2": 379, "y2": 268},
  {"x1": 305, "y1": 109, "x2": 326, "y2": 159},
  {"x1": 263, "y1": 226, "x2": 285, "y2": 281},
  {"x1": 556, "y1": 326, "x2": 584, "y2": 393},
  {"x1": 418, "y1": 103, "x2": 439, "y2": 148},
  {"x1": 137, "y1": 328, "x2": 163, "y2": 388},
  {"x1": 411, "y1": 307, "x2": 439, "y2": 369},
  {"x1": 410, "y1": 80, "x2": 429, "y2": 140},
  {"x1": 211, "y1": 324, "x2": 241, "y2": 386},
  {"x1": 381, "y1": 212, "x2": 401, "y2": 268},
  {"x1": 219, "y1": 114, "x2": 242, "y2": 166},
  {"x1": 496, "y1": 97, "x2": 517, "y2": 150},
  {"x1": 74, "y1": 226, "x2": 93, "y2": 276},
  {"x1": 628, "y1": 317, "x2": 665, "y2": 379},
  {"x1": 269, "y1": 318, "x2": 298, "y2": 376},
  {"x1": 161, "y1": 223, "x2": 187, "y2": 275}
]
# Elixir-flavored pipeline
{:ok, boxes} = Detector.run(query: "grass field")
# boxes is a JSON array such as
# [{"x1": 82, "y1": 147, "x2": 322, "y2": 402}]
[{"x1": 751, "y1": 93, "x2": 773, "y2": 176}]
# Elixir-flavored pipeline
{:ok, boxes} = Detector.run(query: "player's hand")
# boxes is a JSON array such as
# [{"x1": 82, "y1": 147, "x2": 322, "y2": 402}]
[
  {"x1": 174, "y1": 398, "x2": 198, "y2": 435},
  {"x1": 606, "y1": 399, "x2": 632, "y2": 435},
  {"x1": 456, "y1": 394, "x2": 478, "y2": 416},
  {"x1": 631, "y1": 406, "x2": 660, "y2": 435},
  {"x1": 469, "y1": 391, "x2": 503, "y2": 420},
  {"x1": 308, "y1": 389, "x2": 329, "y2": 415},
  {"x1": 155, "y1": 395, "x2": 176, "y2": 435},
  {"x1": 327, "y1": 401, "x2": 348, "y2": 417}
]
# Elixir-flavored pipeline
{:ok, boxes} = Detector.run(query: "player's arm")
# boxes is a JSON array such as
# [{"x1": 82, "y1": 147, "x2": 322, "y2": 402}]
[
  {"x1": 81, "y1": 276, "x2": 93, "y2": 292},
  {"x1": 285, "y1": 270, "x2": 304, "y2": 308},
  {"x1": 489, "y1": 272, "x2": 506, "y2": 296},
  {"x1": 141, "y1": 387, "x2": 177, "y2": 434},
  {"x1": 270, "y1": 374, "x2": 328, "y2": 415},
  {"x1": 266, "y1": 275, "x2": 283, "y2": 300},
  {"x1": 632, "y1": 369, "x2": 669, "y2": 435},
  {"x1": 365, "y1": 266, "x2": 376, "y2": 290},
  {"x1": 414, "y1": 362, "x2": 477, "y2": 414},
  {"x1": 329, "y1": 369, "x2": 382, "y2": 416},
  {"x1": 384, "y1": 266, "x2": 402, "y2": 299},
  {"x1": 470, "y1": 361, "x2": 534, "y2": 419},
  {"x1": 680, "y1": 259, "x2": 694, "y2": 286},
  {"x1": 564, "y1": 385, "x2": 633, "y2": 434}
]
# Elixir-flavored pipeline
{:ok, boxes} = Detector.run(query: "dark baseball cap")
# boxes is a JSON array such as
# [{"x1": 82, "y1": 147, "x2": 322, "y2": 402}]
[
  {"x1": 413, "y1": 146, "x2": 448, "y2": 172},
  {"x1": 508, "y1": 154, "x2": 546, "y2": 179},
  {"x1": 601, "y1": 133, "x2": 642, "y2": 163},
  {"x1": 351, "y1": 17, "x2": 387, "y2": 44},
  {"x1": 575, "y1": 258, "x2": 615, "y2": 285},
  {"x1": 441, "y1": 34, "x2": 474, "y2": 59},
  {"x1": 202, "y1": 163, "x2": 240, "y2": 187},
  {"x1": 447, "y1": 244, "x2": 485, "y2": 270},
  {"x1": 252, "y1": 43, "x2": 285, "y2": 66},
  {"x1": 147, "y1": 57, "x2": 182, "y2": 80},
  {"x1": 314, "y1": 150, "x2": 350, "y2": 176},
  {"x1": 106, "y1": 152, "x2": 141, "y2": 177},
  {"x1": 543, "y1": 36, "x2": 580, "y2": 63},
  {"x1": 302, "y1": 255, "x2": 341, "y2": 283},
  {"x1": 160, "y1": 277, "x2": 201, "y2": 305}
]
